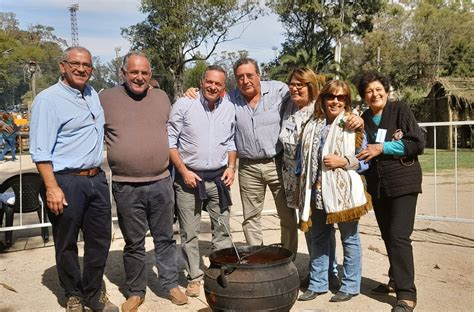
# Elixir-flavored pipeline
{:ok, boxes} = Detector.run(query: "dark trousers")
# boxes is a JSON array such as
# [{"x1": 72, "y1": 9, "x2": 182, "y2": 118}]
[
  {"x1": 372, "y1": 192, "x2": 418, "y2": 302},
  {"x1": 112, "y1": 176, "x2": 178, "y2": 297},
  {"x1": 45, "y1": 171, "x2": 112, "y2": 310}
]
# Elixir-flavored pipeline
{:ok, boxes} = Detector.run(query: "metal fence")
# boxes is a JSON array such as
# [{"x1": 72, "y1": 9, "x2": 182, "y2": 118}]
[
  {"x1": 416, "y1": 121, "x2": 473, "y2": 223},
  {"x1": 1, "y1": 121, "x2": 473, "y2": 240}
]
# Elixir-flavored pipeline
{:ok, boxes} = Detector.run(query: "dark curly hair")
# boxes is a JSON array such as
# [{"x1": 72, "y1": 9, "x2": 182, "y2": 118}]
[{"x1": 357, "y1": 71, "x2": 390, "y2": 99}]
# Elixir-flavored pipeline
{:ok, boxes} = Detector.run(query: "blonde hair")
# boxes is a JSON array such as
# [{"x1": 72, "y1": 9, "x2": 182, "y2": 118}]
[
  {"x1": 314, "y1": 80, "x2": 353, "y2": 119},
  {"x1": 288, "y1": 67, "x2": 326, "y2": 103}
]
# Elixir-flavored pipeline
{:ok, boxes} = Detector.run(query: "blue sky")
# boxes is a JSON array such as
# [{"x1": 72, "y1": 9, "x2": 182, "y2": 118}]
[{"x1": 1, "y1": 0, "x2": 285, "y2": 64}]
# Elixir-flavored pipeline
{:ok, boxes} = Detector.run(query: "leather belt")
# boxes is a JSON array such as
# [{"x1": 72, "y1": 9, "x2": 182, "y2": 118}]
[
  {"x1": 58, "y1": 167, "x2": 100, "y2": 177},
  {"x1": 240, "y1": 152, "x2": 283, "y2": 164}
]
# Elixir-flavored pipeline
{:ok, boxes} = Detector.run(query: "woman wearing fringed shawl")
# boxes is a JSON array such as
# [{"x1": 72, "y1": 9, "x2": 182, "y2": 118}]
[
  {"x1": 296, "y1": 80, "x2": 372, "y2": 303},
  {"x1": 279, "y1": 67, "x2": 339, "y2": 291},
  {"x1": 356, "y1": 72, "x2": 424, "y2": 312}
]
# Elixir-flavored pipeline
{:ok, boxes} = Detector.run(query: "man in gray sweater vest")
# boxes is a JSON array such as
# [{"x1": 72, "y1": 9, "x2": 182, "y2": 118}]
[{"x1": 100, "y1": 52, "x2": 187, "y2": 311}]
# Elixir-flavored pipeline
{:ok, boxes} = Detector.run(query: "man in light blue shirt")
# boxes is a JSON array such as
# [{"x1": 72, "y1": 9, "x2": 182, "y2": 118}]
[
  {"x1": 229, "y1": 58, "x2": 298, "y2": 256},
  {"x1": 29, "y1": 46, "x2": 117, "y2": 312},
  {"x1": 168, "y1": 65, "x2": 236, "y2": 297}
]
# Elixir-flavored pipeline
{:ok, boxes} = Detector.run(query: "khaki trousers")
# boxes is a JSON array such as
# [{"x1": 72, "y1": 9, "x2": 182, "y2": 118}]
[{"x1": 238, "y1": 155, "x2": 298, "y2": 257}]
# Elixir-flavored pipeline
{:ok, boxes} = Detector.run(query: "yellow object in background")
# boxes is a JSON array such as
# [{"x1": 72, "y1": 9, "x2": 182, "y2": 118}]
[{"x1": 14, "y1": 118, "x2": 28, "y2": 126}]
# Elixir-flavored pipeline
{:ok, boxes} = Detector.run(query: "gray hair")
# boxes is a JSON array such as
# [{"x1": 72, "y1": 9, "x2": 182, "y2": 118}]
[
  {"x1": 202, "y1": 64, "x2": 227, "y2": 81},
  {"x1": 61, "y1": 46, "x2": 92, "y2": 61},
  {"x1": 121, "y1": 51, "x2": 151, "y2": 71},
  {"x1": 233, "y1": 57, "x2": 260, "y2": 76}
]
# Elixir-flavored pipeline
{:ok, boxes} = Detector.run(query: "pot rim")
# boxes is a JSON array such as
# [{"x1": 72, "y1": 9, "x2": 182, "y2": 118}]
[{"x1": 208, "y1": 245, "x2": 294, "y2": 268}]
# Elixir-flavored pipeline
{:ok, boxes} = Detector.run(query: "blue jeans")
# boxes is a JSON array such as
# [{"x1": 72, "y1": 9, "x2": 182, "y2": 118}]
[
  {"x1": 113, "y1": 176, "x2": 179, "y2": 296},
  {"x1": 304, "y1": 226, "x2": 338, "y2": 277},
  {"x1": 308, "y1": 208, "x2": 361, "y2": 294},
  {"x1": 1, "y1": 136, "x2": 16, "y2": 160}
]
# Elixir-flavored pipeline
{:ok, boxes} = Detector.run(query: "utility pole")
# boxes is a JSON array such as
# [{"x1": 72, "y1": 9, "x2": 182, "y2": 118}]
[
  {"x1": 23, "y1": 61, "x2": 41, "y2": 120},
  {"x1": 334, "y1": 0, "x2": 344, "y2": 79},
  {"x1": 377, "y1": 46, "x2": 381, "y2": 71},
  {"x1": 436, "y1": 44, "x2": 441, "y2": 79},
  {"x1": 114, "y1": 46, "x2": 121, "y2": 85},
  {"x1": 69, "y1": 4, "x2": 79, "y2": 46}
]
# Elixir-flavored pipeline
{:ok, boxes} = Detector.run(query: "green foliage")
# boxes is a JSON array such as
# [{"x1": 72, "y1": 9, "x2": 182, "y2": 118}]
[
  {"x1": 343, "y1": 1, "x2": 474, "y2": 90},
  {"x1": 0, "y1": 12, "x2": 64, "y2": 111},
  {"x1": 122, "y1": 0, "x2": 263, "y2": 101},
  {"x1": 399, "y1": 86, "x2": 430, "y2": 121},
  {"x1": 268, "y1": 49, "x2": 320, "y2": 82},
  {"x1": 419, "y1": 148, "x2": 473, "y2": 173},
  {"x1": 266, "y1": 0, "x2": 473, "y2": 114},
  {"x1": 89, "y1": 57, "x2": 121, "y2": 92},
  {"x1": 267, "y1": 0, "x2": 385, "y2": 74},
  {"x1": 183, "y1": 59, "x2": 208, "y2": 91},
  {"x1": 212, "y1": 50, "x2": 248, "y2": 90}
]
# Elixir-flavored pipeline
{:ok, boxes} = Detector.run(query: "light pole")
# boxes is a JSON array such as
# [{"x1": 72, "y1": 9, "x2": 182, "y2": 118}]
[
  {"x1": 23, "y1": 61, "x2": 41, "y2": 120},
  {"x1": 334, "y1": 0, "x2": 345, "y2": 79},
  {"x1": 114, "y1": 47, "x2": 121, "y2": 85}
]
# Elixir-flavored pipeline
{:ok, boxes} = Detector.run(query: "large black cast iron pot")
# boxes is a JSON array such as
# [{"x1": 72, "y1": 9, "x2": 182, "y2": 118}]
[{"x1": 204, "y1": 245, "x2": 299, "y2": 312}]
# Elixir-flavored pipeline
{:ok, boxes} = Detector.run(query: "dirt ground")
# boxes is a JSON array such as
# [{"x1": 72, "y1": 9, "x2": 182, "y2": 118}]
[{"x1": 0, "y1": 155, "x2": 473, "y2": 311}]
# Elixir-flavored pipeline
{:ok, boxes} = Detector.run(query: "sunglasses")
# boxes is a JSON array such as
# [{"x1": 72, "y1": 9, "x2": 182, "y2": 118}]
[{"x1": 325, "y1": 93, "x2": 348, "y2": 102}]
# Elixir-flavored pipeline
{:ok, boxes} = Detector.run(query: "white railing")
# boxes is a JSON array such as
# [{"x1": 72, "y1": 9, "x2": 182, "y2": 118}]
[
  {"x1": 417, "y1": 121, "x2": 473, "y2": 223},
  {"x1": 1, "y1": 121, "x2": 473, "y2": 240}
]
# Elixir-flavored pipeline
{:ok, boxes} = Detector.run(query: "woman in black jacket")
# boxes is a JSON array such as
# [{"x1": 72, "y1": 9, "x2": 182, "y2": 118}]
[{"x1": 356, "y1": 72, "x2": 424, "y2": 312}]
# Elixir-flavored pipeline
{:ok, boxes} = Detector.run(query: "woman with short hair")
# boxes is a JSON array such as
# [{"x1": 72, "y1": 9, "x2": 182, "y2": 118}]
[{"x1": 357, "y1": 71, "x2": 424, "y2": 312}]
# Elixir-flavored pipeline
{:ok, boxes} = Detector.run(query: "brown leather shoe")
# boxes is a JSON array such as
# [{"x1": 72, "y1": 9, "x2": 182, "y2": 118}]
[
  {"x1": 121, "y1": 296, "x2": 144, "y2": 312},
  {"x1": 185, "y1": 281, "x2": 201, "y2": 297},
  {"x1": 93, "y1": 292, "x2": 119, "y2": 312},
  {"x1": 169, "y1": 287, "x2": 188, "y2": 305},
  {"x1": 66, "y1": 296, "x2": 83, "y2": 312}
]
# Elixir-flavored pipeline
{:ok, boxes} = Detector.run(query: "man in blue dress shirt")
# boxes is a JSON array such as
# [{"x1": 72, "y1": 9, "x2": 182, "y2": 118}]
[
  {"x1": 29, "y1": 46, "x2": 118, "y2": 312},
  {"x1": 228, "y1": 58, "x2": 299, "y2": 256},
  {"x1": 168, "y1": 65, "x2": 237, "y2": 297}
]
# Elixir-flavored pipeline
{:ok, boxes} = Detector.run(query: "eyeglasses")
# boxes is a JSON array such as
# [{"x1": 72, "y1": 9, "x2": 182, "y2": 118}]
[
  {"x1": 288, "y1": 82, "x2": 307, "y2": 90},
  {"x1": 62, "y1": 60, "x2": 93, "y2": 70},
  {"x1": 325, "y1": 93, "x2": 348, "y2": 102}
]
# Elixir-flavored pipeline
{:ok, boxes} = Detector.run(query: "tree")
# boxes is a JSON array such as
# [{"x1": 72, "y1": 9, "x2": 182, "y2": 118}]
[
  {"x1": 342, "y1": 3, "x2": 410, "y2": 88},
  {"x1": 89, "y1": 57, "x2": 118, "y2": 92},
  {"x1": 212, "y1": 49, "x2": 248, "y2": 90},
  {"x1": 122, "y1": 0, "x2": 263, "y2": 101},
  {"x1": 342, "y1": 0, "x2": 474, "y2": 92},
  {"x1": 267, "y1": 48, "x2": 321, "y2": 81},
  {"x1": 408, "y1": 1, "x2": 473, "y2": 81},
  {"x1": 183, "y1": 59, "x2": 208, "y2": 91},
  {"x1": 0, "y1": 13, "x2": 64, "y2": 111},
  {"x1": 267, "y1": 0, "x2": 385, "y2": 74}
]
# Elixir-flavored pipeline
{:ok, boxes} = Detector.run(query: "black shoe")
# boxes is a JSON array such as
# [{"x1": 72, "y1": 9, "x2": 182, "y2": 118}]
[
  {"x1": 298, "y1": 290, "x2": 324, "y2": 301},
  {"x1": 330, "y1": 291, "x2": 356, "y2": 302},
  {"x1": 329, "y1": 274, "x2": 341, "y2": 291},
  {"x1": 300, "y1": 275, "x2": 310, "y2": 289},
  {"x1": 391, "y1": 300, "x2": 415, "y2": 312},
  {"x1": 371, "y1": 282, "x2": 396, "y2": 295}
]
